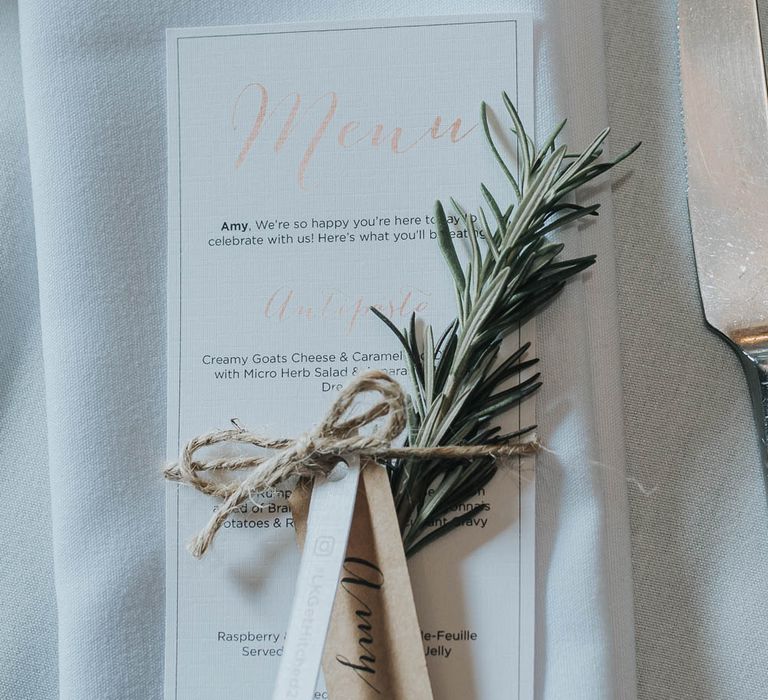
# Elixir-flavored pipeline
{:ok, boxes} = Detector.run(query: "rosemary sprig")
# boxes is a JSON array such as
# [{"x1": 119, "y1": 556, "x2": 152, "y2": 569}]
[{"x1": 376, "y1": 93, "x2": 639, "y2": 556}]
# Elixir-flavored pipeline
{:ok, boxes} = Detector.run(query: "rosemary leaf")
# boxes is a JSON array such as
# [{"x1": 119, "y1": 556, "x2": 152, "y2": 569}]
[{"x1": 374, "y1": 94, "x2": 638, "y2": 556}]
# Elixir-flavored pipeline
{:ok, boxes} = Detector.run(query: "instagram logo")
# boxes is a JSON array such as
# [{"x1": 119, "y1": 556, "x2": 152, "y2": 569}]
[{"x1": 314, "y1": 536, "x2": 335, "y2": 556}]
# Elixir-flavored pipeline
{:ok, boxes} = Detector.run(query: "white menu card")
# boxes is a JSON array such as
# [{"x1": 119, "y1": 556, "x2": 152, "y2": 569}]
[{"x1": 166, "y1": 14, "x2": 535, "y2": 700}]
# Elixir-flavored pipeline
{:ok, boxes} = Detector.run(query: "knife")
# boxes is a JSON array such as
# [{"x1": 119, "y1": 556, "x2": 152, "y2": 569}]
[{"x1": 679, "y1": 0, "x2": 768, "y2": 468}]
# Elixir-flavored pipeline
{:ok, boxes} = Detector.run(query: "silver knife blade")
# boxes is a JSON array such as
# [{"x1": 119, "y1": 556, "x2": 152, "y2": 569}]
[
  {"x1": 679, "y1": 0, "x2": 768, "y2": 340},
  {"x1": 679, "y1": 0, "x2": 768, "y2": 463}
]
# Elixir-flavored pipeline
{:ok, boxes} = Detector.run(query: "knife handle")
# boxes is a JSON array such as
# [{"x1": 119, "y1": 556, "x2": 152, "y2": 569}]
[{"x1": 738, "y1": 346, "x2": 768, "y2": 471}]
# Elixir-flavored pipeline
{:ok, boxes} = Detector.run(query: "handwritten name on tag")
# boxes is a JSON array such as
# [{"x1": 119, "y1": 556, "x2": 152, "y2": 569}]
[{"x1": 291, "y1": 465, "x2": 433, "y2": 700}]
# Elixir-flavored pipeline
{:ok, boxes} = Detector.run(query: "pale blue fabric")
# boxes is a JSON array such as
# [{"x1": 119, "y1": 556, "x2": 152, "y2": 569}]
[
  {"x1": 0, "y1": 3, "x2": 58, "y2": 699},
  {"x1": 605, "y1": 3, "x2": 768, "y2": 698},
  {"x1": 3, "y1": 1, "x2": 766, "y2": 699}
]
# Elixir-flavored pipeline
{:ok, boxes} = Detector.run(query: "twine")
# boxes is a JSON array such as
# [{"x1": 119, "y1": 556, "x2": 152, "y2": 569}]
[{"x1": 165, "y1": 369, "x2": 539, "y2": 557}]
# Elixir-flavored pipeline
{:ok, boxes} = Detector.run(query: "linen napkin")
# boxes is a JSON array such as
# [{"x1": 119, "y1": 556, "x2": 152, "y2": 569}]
[
  {"x1": 0, "y1": 3, "x2": 58, "y2": 697},
  {"x1": 12, "y1": 0, "x2": 636, "y2": 697}
]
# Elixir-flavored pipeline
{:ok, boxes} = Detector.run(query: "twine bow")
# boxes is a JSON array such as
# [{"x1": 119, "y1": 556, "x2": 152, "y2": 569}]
[{"x1": 165, "y1": 370, "x2": 539, "y2": 557}]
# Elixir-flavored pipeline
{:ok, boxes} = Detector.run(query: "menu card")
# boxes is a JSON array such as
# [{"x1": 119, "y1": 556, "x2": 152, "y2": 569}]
[{"x1": 166, "y1": 14, "x2": 535, "y2": 699}]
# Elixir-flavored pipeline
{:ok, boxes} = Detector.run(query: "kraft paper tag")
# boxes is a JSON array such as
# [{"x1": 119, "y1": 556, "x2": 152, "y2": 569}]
[{"x1": 291, "y1": 464, "x2": 434, "y2": 700}]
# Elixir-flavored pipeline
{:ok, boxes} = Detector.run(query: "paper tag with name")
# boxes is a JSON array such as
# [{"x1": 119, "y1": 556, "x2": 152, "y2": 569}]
[
  {"x1": 166, "y1": 14, "x2": 535, "y2": 700},
  {"x1": 290, "y1": 463, "x2": 434, "y2": 700}
]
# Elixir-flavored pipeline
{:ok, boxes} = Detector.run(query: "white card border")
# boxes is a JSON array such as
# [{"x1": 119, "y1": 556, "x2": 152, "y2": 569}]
[{"x1": 165, "y1": 14, "x2": 535, "y2": 699}]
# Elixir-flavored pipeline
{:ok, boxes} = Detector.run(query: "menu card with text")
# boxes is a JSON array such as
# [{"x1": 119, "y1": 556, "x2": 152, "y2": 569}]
[{"x1": 166, "y1": 14, "x2": 535, "y2": 699}]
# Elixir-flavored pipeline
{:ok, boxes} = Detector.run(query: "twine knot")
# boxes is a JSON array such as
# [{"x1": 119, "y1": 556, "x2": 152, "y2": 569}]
[{"x1": 165, "y1": 369, "x2": 538, "y2": 557}]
